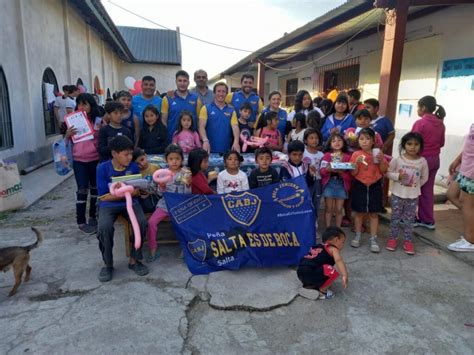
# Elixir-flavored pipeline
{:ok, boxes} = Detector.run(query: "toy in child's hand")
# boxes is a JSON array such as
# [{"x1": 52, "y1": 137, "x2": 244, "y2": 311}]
[
  {"x1": 240, "y1": 134, "x2": 268, "y2": 152},
  {"x1": 153, "y1": 169, "x2": 174, "y2": 185},
  {"x1": 357, "y1": 155, "x2": 368, "y2": 166},
  {"x1": 109, "y1": 182, "x2": 141, "y2": 250},
  {"x1": 345, "y1": 131, "x2": 358, "y2": 144}
]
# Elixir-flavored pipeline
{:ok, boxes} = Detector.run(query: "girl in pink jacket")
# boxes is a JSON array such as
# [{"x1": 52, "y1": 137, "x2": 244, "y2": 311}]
[{"x1": 411, "y1": 95, "x2": 446, "y2": 230}]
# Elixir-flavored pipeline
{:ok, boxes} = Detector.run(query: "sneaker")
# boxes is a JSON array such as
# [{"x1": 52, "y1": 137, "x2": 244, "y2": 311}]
[
  {"x1": 447, "y1": 239, "x2": 474, "y2": 252},
  {"x1": 351, "y1": 234, "x2": 361, "y2": 248},
  {"x1": 318, "y1": 289, "x2": 334, "y2": 300},
  {"x1": 403, "y1": 241, "x2": 415, "y2": 255},
  {"x1": 341, "y1": 217, "x2": 351, "y2": 227},
  {"x1": 298, "y1": 287, "x2": 320, "y2": 300},
  {"x1": 370, "y1": 238, "x2": 380, "y2": 253},
  {"x1": 449, "y1": 236, "x2": 466, "y2": 247},
  {"x1": 98, "y1": 266, "x2": 113, "y2": 282},
  {"x1": 88, "y1": 218, "x2": 98, "y2": 227},
  {"x1": 416, "y1": 221, "x2": 436, "y2": 230},
  {"x1": 385, "y1": 239, "x2": 398, "y2": 251},
  {"x1": 128, "y1": 261, "x2": 149, "y2": 276},
  {"x1": 79, "y1": 224, "x2": 97, "y2": 235}
]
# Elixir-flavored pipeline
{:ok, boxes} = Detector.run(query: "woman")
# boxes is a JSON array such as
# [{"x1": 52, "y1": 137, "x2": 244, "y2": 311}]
[
  {"x1": 258, "y1": 91, "x2": 288, "y2": 139},
  {"x1": 288, "y1": 90, "x2": 325, "y2": 124}
]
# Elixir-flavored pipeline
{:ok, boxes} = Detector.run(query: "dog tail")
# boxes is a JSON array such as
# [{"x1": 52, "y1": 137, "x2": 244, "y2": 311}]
[{"x1": 26, "y1": 227, "x2": 43, "y2": 251}]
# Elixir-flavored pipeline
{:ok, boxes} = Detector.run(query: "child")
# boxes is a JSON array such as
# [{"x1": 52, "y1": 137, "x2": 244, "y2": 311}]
[
  {"x1": 320, "y1": 133, "x2": 352, "y2": 228},
  {"x1": 147, "y1": 144, "x2": 191, "y2": 261},
  {"x1": 297, "y1": 227, "x2": 348, "y2": 300},
  {"x1": 364, "y1": 98, "x2": 395, "y2": 153},
  {"x1": 306, "y1": 109, "x2": 325, "y2": 132},
  {"x1": 217, "y1": 151, "x2": 249, "y2": 194},
  {"x1": 350, "y1": 128, "x2": 388, "y2": 252},
  {"x1": 303, "y1": 128, "x2": 324, "y2": 219},
  {"x1": 133, "y1": 148, "x2": 161, "y2": 213},
  {"x1": 64, "y1": 93, "x2": 101, "y2": 234},
  {"x1": 321, "y1": 95, "x2": 356, "y2": 142},
  {"x1": 386, "y1": 132, "x2": 428, "y2": 255},
  {"x1": 287, "y1": 113, "x2": 307, "y2": 143},
  {"x1": 411, "y1": 95, "x2": 446, "y2": 230},
  {"x1": 96, "y1": 136, "x2": 149, "y2": 282},
  {"x1": 254, "y1": 111, "x2": 283, "y2": 152},
  {"x1": 249, "y1": 147, "x2": 279, "y2": 189},
  {"x1": 319, "y1": 99, "x2": 333, "y2": 118},
  {"x1": 238, "y1": 103, "x2": 254, "y2": 151},
  {"x1": 188, "y1": 148, "x2": 216, "y2": 194},
  {"x1": 98, "y1": 102, "x2": 133, "y2": 162},
  {"x1": 117, "y1": 90, "x2": 140, "y2": 145},
  {"x1": 172, "y1": 110, "x2": 202, "y2": 153},
  {"x1": 344, "y1": 109, "x2": 383, "y2": 151},
  {"x1": 138, "y1": 104, "x2": 168, "y2": 155},
  {"x1": 279, "y1": 141, "x2": 316, "y2": 187}
]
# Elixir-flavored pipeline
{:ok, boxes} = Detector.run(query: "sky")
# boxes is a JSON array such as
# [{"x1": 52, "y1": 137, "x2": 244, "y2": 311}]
[{"x1": 102, "y1": 0, "x2": 347, "y2": 79}]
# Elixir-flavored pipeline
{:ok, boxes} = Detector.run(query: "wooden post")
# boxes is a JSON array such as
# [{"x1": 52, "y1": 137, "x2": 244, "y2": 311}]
[
  {"x1": 377, "y1": 0, "x2": 410, "y2": 206},
  {"x1": 378, "y1": 0, "x2": 410, "y2": 133},
  {"x1": 257, "y1": 61, "x2": 265, "y2": 99}
]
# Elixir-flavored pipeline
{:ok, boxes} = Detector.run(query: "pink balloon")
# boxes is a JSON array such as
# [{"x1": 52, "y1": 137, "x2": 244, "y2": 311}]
[
  {"x1": 129, "y1": 89, "x2": 140, "y2": 96},
  {"x1": 109, "y1": 182, "x2": 141, "y2": 250},
  {"x1": 153, "y1": 169, "x2": 174, "y2": 185},
  {"x1": 134, "y1": 80, "x2": 142, "y2": 92}
]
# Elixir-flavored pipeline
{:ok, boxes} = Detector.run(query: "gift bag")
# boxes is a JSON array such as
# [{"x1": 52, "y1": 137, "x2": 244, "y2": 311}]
[
  {"x1": 0, "y1": 160, "x2": 26, "y2": 212},
  {"x1": 52, "y1": 139, "x2": 73, "y2": 176}
]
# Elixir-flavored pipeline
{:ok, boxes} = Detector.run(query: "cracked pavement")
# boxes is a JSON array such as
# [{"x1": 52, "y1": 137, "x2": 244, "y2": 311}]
[{"x1": 0, "y1": 178, "x2": 473, "y2": 354}]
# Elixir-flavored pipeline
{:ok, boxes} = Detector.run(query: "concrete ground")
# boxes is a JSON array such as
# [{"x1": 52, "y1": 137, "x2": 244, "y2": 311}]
[{"x1": 0, "y1": 177, "x2": 473, "y2": 354}]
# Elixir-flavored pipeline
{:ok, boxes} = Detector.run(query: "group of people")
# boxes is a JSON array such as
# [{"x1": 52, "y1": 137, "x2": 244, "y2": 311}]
[{"x1": 59, "y1": 68, "x2": 474, "y2": 293}]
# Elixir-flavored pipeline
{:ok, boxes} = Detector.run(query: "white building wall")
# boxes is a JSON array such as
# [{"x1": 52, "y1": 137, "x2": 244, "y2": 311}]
[
  {"x1": 118, "y1": 63, "x2": 181, "y2": 94},
  {"x1": 1, "y1": 0, "x2": 181, "y2": 169},
  {"x1": 260, "y1": 5, "x2": 474, "y2": 181}
]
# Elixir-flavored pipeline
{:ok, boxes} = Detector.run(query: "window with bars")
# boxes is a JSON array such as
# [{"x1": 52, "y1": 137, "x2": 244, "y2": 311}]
[
  {"x1": 314, "y1": 58, "x2": 360, "y2": 94},
  {"x1": 42, "y1": 68, "x2": 59, "y2": 136},
  {"x1": 0, "y1": 67, "x2": 14, "y2": 150},
  {"x1": 285, "y1": 78, "x2": 298, "y2": 107}
]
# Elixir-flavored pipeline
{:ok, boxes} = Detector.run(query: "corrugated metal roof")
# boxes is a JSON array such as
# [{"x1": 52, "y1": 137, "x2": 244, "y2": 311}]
[{"x1": 117, "y1": 26, "x2": 181, "y2": 65}]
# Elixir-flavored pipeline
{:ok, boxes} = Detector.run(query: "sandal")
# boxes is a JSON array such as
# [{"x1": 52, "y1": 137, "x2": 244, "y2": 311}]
[{"x1": 146, "y1": 252, "x2": 160, "y2": 263}]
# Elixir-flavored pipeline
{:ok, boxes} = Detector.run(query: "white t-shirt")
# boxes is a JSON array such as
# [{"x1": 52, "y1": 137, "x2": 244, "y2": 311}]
[
  {"x1": 54, "y1": 96, "x2": 76, "y2": 123},
  {"x1": 290, "y1": 128, "x2": 306, "y2": 142},
  {"x1": 303, "y1": 149, "x2": 324, "y2": 179},
  {"x1": 287, "y1": 107, "x2": 325, "y2": 121},
  {"x1": 217, "y1": 170, "x2": 249, "y2": 194}
]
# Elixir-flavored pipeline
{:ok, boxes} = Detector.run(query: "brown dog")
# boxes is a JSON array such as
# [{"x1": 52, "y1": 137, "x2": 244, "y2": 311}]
[{"x1": 0, "y1": 227, "x2": 43, "y2": 297}]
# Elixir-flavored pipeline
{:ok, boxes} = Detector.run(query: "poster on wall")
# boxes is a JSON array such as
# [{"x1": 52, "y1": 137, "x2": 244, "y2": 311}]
[{"x1": 439, "y1": 58, "x2": 474, "y2": 91}]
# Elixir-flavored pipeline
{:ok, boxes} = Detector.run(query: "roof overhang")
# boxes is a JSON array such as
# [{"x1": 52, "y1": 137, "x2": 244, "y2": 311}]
[{"x1": 219, "y1": 0, "x2": 449, "y2": 77}]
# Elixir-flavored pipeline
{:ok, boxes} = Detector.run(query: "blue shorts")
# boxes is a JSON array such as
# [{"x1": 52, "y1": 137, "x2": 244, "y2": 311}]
[{"x1": 322, "y1": 178, "x2": 347, "y2": 200}]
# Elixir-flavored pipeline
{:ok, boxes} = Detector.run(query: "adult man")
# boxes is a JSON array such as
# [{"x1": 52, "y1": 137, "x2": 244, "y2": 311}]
[
  {"x1": 199, "y1": 82, "x2": 240, "y2": 154},
  {"x1": 162, "y1": 70, "x2": 202, "y2": 142},
  {"x1": 364, "y1": 98, "x2": 395, "y2": 154},
  {"x1": 190, "y1": 69, "x2": 214, "y2": 105},
  {"x1": 131, "y1": 75, "x2": 162, "y2": 127},
  {"x1": 54, "y1": 85, "x2": 77, "y2": 125},
  {"x1": 225, "y1": 74, "x2": 263, "y2": 127}
]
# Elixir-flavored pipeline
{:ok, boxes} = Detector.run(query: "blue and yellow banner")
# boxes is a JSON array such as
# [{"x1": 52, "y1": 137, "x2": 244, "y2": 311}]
[{"x1": 164, "y1": 176, "x2": 316, "y2": 275}]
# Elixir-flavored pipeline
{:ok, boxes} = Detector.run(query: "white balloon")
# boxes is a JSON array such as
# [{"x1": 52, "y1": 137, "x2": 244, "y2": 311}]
[{"x1": 124, "y1": 76, "x2": 136, "y2": 90}]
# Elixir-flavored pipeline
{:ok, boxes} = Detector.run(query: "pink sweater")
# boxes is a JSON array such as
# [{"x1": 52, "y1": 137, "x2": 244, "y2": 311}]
[
  {"x1": 70, "y1": 116, "x2": 100, "y2": 162},
  {"x1": 412, "y1": 114, "x2": 445, "y2": 157}
]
